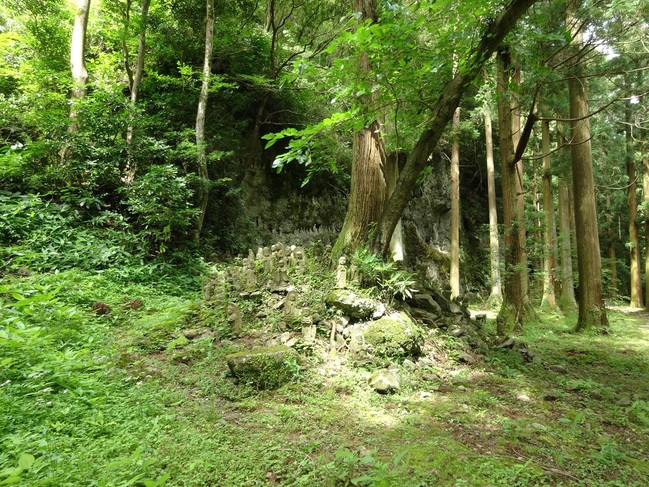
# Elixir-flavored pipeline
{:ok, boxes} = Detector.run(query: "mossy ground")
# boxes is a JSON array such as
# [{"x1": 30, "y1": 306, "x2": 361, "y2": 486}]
[{"x1": 2, "y1": 267, "x2": 648, "y2": 486}]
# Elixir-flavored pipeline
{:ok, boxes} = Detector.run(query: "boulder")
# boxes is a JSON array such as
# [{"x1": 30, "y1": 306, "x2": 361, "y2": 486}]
[
  {"x1": 326, "y1": 289, "x2": 382, "y2": 320},
  {"x1": 407, "y1": 294, "x2": 442, "y2": 316},
  {"x1": 225, "y1": 346, "x2": 299, "y2": 390},
  {"x1": 363, "y1": 313, "x2": 424, "y2": 359},
  {"x1": 369, "y1": 369, "x2": 400, "y2": 393}
]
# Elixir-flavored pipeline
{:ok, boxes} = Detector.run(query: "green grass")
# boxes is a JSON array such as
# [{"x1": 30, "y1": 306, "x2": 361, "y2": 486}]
[{"x1": 2, "y1": 267, "x2": 649, "y2": 486}]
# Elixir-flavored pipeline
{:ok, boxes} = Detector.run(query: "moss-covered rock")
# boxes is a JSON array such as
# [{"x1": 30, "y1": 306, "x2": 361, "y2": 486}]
[
  {"x1": 326, "y1": 289, "x2": 383, "y2": 320},
  {"x1": 363, "y1": 313, "x2": 424, "y2": 359},
  {"x1": 225, "y1": 346, "x2": 299, "y2": 390}
]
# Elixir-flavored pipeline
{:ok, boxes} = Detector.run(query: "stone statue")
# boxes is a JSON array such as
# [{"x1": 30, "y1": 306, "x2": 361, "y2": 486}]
[
  {"x1": 283, "y1": 290, "x2": 301, "y2": 323},
  {"x1": 292, "y1": 247, "x2": 308, "y2": 274},
  {"x1": 335, "y1": 256, "x2": 348, "y2": 288},
  {"x1": 226, "y1": 303, "x2": 243, "y2": 337},
  {"x1": 273, "y1": 256, "x2": 289, "y2": 287},
  {"x1": 256, "y1": 247, "x2": 264, "y2": 261},
  {"x1": 203, "y1": 279, "x2": 215, "y2": 301},
  {"x1": 244, "y1": 260, "x2": 257, "y2": 290},
  {"x1": 262, "y1": 246, "x2": 274, "y2": 274}
]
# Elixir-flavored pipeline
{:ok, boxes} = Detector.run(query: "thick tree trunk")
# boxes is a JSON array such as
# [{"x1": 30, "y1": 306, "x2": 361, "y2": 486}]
[
  {"x1": 540, "y1": 120, "x2": 557, "y2": 311},
  {"x1": 450, "y1": 106, "x2": 461, "y2": 299},
  {"x1": 124, "y1": 0, "x2": 152, "y2": 184},
  {"x1": 626, "y1": 90, "x2": 643, "y2": 307},
  {"x1": 484, "y1": 92, "x2": 503, "y2": 309},
  {"x1": 511, "y1": 68, "x2": 530, "y2": 303},
  {"x1": 194, "y1": 0, "x2": 215, "y2": 242},
  {"x1": 371, "y1": 0, "x2": 537, "y2": 256},
  {"x1": 68, "y1": 0, "x2": 91, "y2": 134},
  {"x1": 496, "y1": 48, "x2": 527, "y2": 334},
  {"x1": 567, "y1": 0, "x2": 608, "y2": 332},
  {"x1": 333, "y1": 0, "x2": 387, "y2": 258}
]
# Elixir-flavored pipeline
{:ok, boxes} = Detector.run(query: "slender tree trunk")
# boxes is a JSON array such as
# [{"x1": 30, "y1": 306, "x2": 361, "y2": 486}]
[
  {"x1": 194, "y1": 0, "x2": 215, "y2": 242},
  {"x1": 605, "y1": 193, "x2": 618, "y2": 296},
  {"x1": 557, "y1": 136, "x2": 577, "y2": 312},
  {"x1": 567, "y1": 0, "x2": 608, "y2": 331},
  {"x1": 386, "y1": 152, "x2": 404, "y2": 261},
  {"x1": 450, "y1": 106, "x2": 461, "y2": 299},
  {"x1": 643, "y1": 130, "x2": 649, "y2": 309},
  {"x1": 124, "y1": 0, "x2": 152, "y2": 184},
  {"x1": 333, "y1": 0, "x2": 387, "y2": 258},
  {"x1": 371, "y1": 0, "x2": 537, "y2": 255},
  {"x1": 540, "y1": 119, "x2": 557, "y2": 311},
  {"x1": 626, "y1": 85, "x2": 643, "y2": 306},
  {"x1": 484, "y1": 88, "x2": 503, "y2": 309},
  {"x1": 496, "y1": 48, "x2": 527, "y2": 334},
  {"x1": 68, "y1": 0, "x2": 91, "y2": 133}
]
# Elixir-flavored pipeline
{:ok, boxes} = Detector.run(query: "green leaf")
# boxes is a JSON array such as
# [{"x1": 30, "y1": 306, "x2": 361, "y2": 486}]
[{"x1": 18, "y1": 453, "x2": 35, "y2": 470}]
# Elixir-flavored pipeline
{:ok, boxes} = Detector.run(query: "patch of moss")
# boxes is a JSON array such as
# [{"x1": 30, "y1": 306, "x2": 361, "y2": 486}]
[
  {"x1": 363, "y1": 313, "x2": 424, "y2": 359},
  {"x1": 225, "y1": 346, "x2": 300, "y2": 390}
]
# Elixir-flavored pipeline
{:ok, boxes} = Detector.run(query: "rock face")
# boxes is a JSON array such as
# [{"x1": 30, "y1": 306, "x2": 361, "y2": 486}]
[
  {"x1": 326, "y1": 289, "x2": 382, "y2": 320},
  {"x1": 225, "y1": 346, "x2": 299, "y2": 390},
  {"x1": 363, "y1": 313, "x2": 424, "y2": 359},
  {"x1": 368, "y1": 369, "x2": 400, "y2": 393}
]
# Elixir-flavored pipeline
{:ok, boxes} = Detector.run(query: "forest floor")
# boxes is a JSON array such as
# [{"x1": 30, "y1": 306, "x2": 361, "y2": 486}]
[{"x1": 2, "y1": 266, "x2": 649, "y2": 486}]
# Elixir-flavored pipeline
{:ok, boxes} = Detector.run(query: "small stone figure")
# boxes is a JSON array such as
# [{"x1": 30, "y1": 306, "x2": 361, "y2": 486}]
[
  {"x1": 256, "y1": 247, "x2": 264, "y2": 261},
  {"x1": 292, "y1": 247, "x2": 308, "y2": 274},
  {"x1": 335, "y1": 256, "x2": 348, "y2": 288},
  {"x1": 227, "y1": 267, "x2": 242, "y2": 292},
  {"x1": 262, "y1": 246, "x2": 274, "y2": 274},
  {"x1": 203, "y1": 278, "x2": 216, "y2": 301},
  {"x1": 226, "y1": 303, "x2": 243, "y2": 337},
  {"x1": 244, "y1": 262, "x2": 257, "y2": 290},
  {"x1": 248, "y1": 249, "x2": 255, "y2": 261},
  {"x1": 273, "y1": 257, "x2": 289, "y2": 287},
  {"x1": 302, "y1": 324, "x2": 317, "y2": 343},
  {"x1": 283, "y1": 290, "x2": 301, "y2": 323},
  {"x1": 348, "y1": 261, "x2": 358, "y2": 285}
]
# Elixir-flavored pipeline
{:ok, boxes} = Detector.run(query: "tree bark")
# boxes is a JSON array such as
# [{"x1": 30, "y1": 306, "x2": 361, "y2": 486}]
[
  {"x1": 557, "y1": 136, "x2": 577, "y2": 312},
  {"x1": 625, "y1": 82, "x2": 643, "y2": 307},
  {"x1": 496, "y1": 48, "x2": 527, "y2": 334},
  {"x1": 372, "y1": 0, "x2": 537, "y2": 256},
  {"x1": 333, "y1": 0, "x2": 387, "y2": 257},
  {"x1": 483, "y1": 85, "x2": 503, "y2": 309},
  {"x1": 68, "y1": 0, "x2": 91, "y2": 133},
  {"x1": 194, "y1": 0, "x2": 215, "y2": 242},
  {"x1": 540, "y1": 119, "x2": 557, "y2": 311},
  {"x1": 605, "y1": 193, "x2": 618, "y2": 296},
  {"x1": 450, "y1": 106, "x2": 461, "y2": 299},
  {"x1": 567, "y1": 0, "x2": 608, "y2": 331},
  {"x1": 124, "y1": 0, "x2": 152, "y2": 184},
  {"x1": 643, "y1": 131, "x2": 649, "y2": 309}
]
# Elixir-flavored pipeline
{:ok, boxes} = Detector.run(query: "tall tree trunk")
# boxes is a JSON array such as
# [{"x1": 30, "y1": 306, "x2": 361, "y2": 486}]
[
  {"x1": 605, "y1": 193, "x2": 618, "y2": 296},
  {"x1": 484, "y1": 85, "x2": 503, "y2": 309},
  {"x1": 124, "y1": 0, "x2": 152, "y2": 184},
  {"x1": 625, "y1": 82, "x2": 643, "y2": 306},
  {"x1": 371, "y1": 0, "x2": 537, "y2": 255},
  {"x1": 511, "y1": 67, "x2": 530, "y2": 304},
  {"x1": 450, "y1": 106, "x2": 461, "y2": 299},
  {"x1": 194, "y1": 0, "x2": 215, "y2": 242},
  {"x1": 567, "y1": 0, "x2": 608, "y2": 332},
  {"x1": 643, "y1": 130, "x2": 649, "y2": 309},
  {"x1": 333, "y1": 0, "x2": 387, "y2": 258},
  {"x1": 496, "y1": 48, "x2": 527, "y2": 334},
  {"x1": 557, "y1": 135, "x2": 577, "y2": 312},
  {"x1": 68, "y1": 0, "x2": 91, "y2": 134},
  {"x1": 540, "y1": 119, "x2": 557, "y2": 311}
]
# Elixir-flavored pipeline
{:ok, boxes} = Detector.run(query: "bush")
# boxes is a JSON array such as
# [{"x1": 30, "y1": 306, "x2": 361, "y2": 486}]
[{"x1": 123, "y1": 164, "x2": 199, "y2": 253}]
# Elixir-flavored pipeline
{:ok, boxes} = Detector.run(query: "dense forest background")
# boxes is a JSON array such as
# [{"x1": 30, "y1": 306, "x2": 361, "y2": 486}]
[
  {"x1": 1, "y1": 0, "x2": 647, "y2": 312},
  {"x1": 2, "y1": 1, "x2": 649, "y2": 485}
]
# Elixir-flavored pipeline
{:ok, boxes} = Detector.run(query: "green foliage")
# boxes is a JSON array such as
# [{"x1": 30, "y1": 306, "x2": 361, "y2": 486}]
[
  {"x1": 123, "y1": 164, "x2": 199, "y2": 253},
  {"x1": 351, "y1": 248, "x2": 417, "y2": 302}
]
